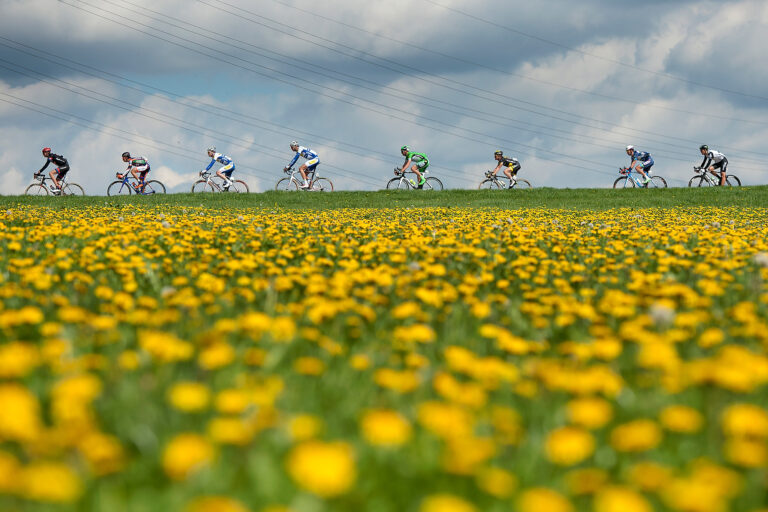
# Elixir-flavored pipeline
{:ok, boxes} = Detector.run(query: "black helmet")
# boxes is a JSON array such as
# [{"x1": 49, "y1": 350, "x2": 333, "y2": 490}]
[
  {"x1": 122, "y1": 152, "x2": 131, "y2": 159},
  {"x1": 699, "y1": 145, "x2": 709, "y2": 152},
  {"x1": 494, "y1": 150, "x2": 503, "y2": 156}
]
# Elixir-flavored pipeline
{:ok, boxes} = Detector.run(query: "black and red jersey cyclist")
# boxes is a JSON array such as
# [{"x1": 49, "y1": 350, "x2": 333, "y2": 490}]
[
  {"x1": 119, "y1": 152, "x2": 151, "y2": 192},
  {"x1": 37, "y1": 148, "x2": 70, "y2": 194}
]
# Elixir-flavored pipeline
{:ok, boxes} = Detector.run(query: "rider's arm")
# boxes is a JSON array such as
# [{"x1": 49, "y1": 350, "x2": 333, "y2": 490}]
[
  {"x1": 37, "y1": 159, "x2": 50, "y2": 174},
  {"x1": 205, "y1": 158, "x2": 216, "y2": 172},
  {"x1": 492, "y1": 162, "x2": 502, "y2": 174},
  {"x1": 402, "y1": 158, "x2": 412, "y2": 171},
  {"x1": 700, "y1": 154, "x2": 711, "y2": 169},
  {"x1": 285, "y1": 152, "x2": 300, "y2": 170}
]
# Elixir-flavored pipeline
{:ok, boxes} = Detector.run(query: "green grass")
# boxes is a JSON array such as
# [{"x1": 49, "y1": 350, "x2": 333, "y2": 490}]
[{"x1": 3, "y1": 186, "x2": 768, "y2": 210}]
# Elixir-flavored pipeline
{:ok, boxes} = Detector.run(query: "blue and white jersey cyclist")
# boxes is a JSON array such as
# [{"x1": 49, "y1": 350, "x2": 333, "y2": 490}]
[
  {"x1": 205, "y1": 147, "x2": 236, "y2": 190},
  {"x1": 625, "y1": 145, "x2": 654, "y2": 184},
  {"x1": 285, "y1": 141, "x2": 319, "y2": 189}
]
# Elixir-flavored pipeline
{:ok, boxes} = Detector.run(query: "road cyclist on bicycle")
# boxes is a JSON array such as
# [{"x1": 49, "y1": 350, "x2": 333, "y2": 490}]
[
  {"x1": 285, "y1": 141, "x2": 319, "y2": 189},
  {"x1": 491, "y1": 150, "x2": 521, "y2": 189},
  {"x1": 699, "y1": 145, "x2": 729, "y2": 186},
  {"x1": 119, "y1": 152, "x2": 151, "y2": 193},
  {"x1": 205, "y1": 147, "x2": 236, "y2": 191},
  {"x1": 624, "y1": 145, "x2": 655, "y2": 184},
  {"x1": 399, "y1": 146, "x2": 430, "y2": 188},
  {"x1": 37, "y1": 147, "x2": 70, "y2": 195}
]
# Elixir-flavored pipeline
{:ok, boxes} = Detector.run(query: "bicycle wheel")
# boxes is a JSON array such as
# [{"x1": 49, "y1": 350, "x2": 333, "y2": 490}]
[
  {"x1": 478, "y1": 179, "x2": 502, "y2": 190},
  {"x1": 386, "y1": 178, "x2": 407, "y2": 190},
  {"x1": 648, "y1": 176, "x2": 667, "y2": 188},
  {"x1": 231, "y1": 180, "x2": 249, "y2": 193},
  {"x1": 688, "y1": 176, "x2": 711, "y2": 187},
  {"x1": 276, "y1": 178, "x2": 298, "y2": 191},
  {"x1": 511, "y1": 179, "x2": 532, "y2": 189},
  {"x1": 143, "y1": 180, "x2": 166, "y2": 194},
  {"x1": 24, "y1": 184, "x2": 49, "y2": 196},
  {"x1": 192, "y1": 180, "x2": 216, "y2": 193},
  {"x1": 311, "y1": 178, "x2": 334, "y2": 192},
  {"x1": 107, "y1": 181, "x2": 132, "y2": 196},
  {"x1": 726, "y1": 175, "x2": 741, "y2": 187},
  {"x1": 423, "y1": 177, "x2": 443, "y2": 191},
  {"x1": 613, "y1": 177, "x2": 635, "y2": 189},
  {"x1": 61, "y1": 183, "x2": 85, "y2": 196}
]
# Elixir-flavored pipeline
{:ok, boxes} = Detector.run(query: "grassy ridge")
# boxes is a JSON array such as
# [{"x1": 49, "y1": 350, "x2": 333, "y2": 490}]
[{"x1": 2, "y1": 186, "x2": 767, "y2": 210}]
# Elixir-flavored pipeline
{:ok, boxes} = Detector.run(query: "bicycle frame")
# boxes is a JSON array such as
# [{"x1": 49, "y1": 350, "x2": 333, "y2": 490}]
[
  {"x1": 484, "y1": 171, "x2": 520, "y2": 187},
  {"x1": 33, "y1": 173, "x2": 68, "y2": 191},
  {"x1": 393, "y1": 168, "x2": 431, "y2": 189},
  {"x1": 115, "y1": 173, "x2": 153, "y2": 195},
  {"x1": 284, "y1": 168, "x2": 319, "y2": 189},
  {"x1": 619, "y1": 167, "x2": 649, "y2": 187},
  {"x1": 199, "y1": 171, "x2": 226, "y2": 191},
  {"x1": 693, "y1": 167, "x2": 719, "y2": 185}
]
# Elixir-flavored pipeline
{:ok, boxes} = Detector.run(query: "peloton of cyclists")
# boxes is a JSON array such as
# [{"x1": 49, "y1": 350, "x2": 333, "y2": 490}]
[
  {"x1": 625, "y1": 145, "x2": 655, "y2": 184},
  {"x1": 205, "y1": 147, "x2": 236, "y2": 191},
  {"x1": 699, "y1": 145, "x2": 729, "y2": 186},
  {"x1": 285, "y1": 141, "x2": 320, "y2": 189},
  {"x1": 399, "y1": 146, "x2": 430, "y2": 188},
  {"x1": 491, "y1": 150, "x2": 521, "y2": 189},
  {"x1": 119, "y1": 152, "x2": 151, "y2": 192}
]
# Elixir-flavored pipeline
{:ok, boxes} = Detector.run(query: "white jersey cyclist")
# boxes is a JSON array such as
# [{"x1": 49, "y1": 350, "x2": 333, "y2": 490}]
[
  {"x1": 287, "y1": 145, "x2": 320, "y2": 173},
  {"x1": 700, "y1": 148, "x2": 728, "y2": 170},
  {"x1": 206, "y1": 151, "x2": 235, "y2": 175}
]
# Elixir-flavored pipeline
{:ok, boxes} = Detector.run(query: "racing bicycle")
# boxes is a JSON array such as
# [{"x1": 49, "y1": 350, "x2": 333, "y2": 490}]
[
  {"x1": 386, "y1": 168, "x2": 443, "y2": 190},
  {"x1": 478, "y1": 170, "x2": 532, "y2": 190},
  {"x1": 613, "y1": 167, "x2": 667, "y2": 189},
  {"x1": 688, "y1": 166, "x2": 741, "y2": 187},
  {"x1": 107, "y1": 172, "x2": 166, "y2": 196},
  {"x1": 275, "y1": 168, "x2": 334, "y2": 191},
  {"x1": 25, "y1": 173, "x2": 84, "y2": 196},
  {"x1": 192, "y1": 170, "x2": 249, "y2": 193}
]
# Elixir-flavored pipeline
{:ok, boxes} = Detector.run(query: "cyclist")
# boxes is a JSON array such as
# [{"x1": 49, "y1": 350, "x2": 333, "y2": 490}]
[
  {"x1": 625, "y1": 145, "x2": 654, "y2": 184},
  {"x1": 119, "y1": 152, "x2": 151, "y2": 192},
  {"x1": 285, "y1": 141, "x2": 319, "y2": 189},
  {"x1": 699, "y1": 145, "x2": 728, "y2": 186},
  {"x1": 491, "y1": 150, "x2": 521, "y2": 189},
  {"x1": 205, "y1": 147, "x2": 236, "y2": 191},
  {"x1": 399, "y1": 146, "x2": 430, "y2": 188},
  {"x1": 37, "y1": 148, "x2": 70, "y2": 194}
]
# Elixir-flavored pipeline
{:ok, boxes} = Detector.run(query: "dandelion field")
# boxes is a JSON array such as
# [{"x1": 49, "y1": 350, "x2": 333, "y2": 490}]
[{"x1": 1, "y1": 193, "x2": 768, "y2": 512}]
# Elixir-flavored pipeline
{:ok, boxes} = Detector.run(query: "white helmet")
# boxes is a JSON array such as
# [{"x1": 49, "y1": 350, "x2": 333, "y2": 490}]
[
  {"x1": 290, "y1": 141, "x2": 299, "y2": 148},
  {"x1": 626, "y1": 145, "x2": 635, "y2": 152},
  {"x1": 207, "y1": 146, "x2": 216, "y2": 153}
]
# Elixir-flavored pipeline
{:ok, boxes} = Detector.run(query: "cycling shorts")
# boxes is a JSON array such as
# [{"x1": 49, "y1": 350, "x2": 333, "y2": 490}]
[
  {"x1": 505, "y1": 162, "x2": 521, "y2": 173},
  {"x1": 640, "y1": 159, "x2": 654, "y2": 171},
  {"x1": 712, "y1": 159, "x2": 728, "y2": 172},
  {"x1": 219, "y1": 164, "x2": 235, "y2": 177},
  {"x1": 415, "y1": 160, "x2": 429, "y2": 171},
  {"x1": 305, "y1": 158, "x2": 319, "y2": 173},
  {"x1": 55, "y1": 166, "x2": 70, "y2": 177}
]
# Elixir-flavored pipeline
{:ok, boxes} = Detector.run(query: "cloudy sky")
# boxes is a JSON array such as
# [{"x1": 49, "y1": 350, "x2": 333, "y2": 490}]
[{"x1": 1, "y1": 0, "x2": 767, "y2": 193}]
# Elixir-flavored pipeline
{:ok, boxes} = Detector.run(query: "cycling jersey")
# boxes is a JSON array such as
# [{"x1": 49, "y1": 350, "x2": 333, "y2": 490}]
[
  {"x1": 499, "y1": 157, "x2": 521, "y2": 170},
  {"x1": 206, "y1": 153, "x2": 235, "y2": 172},
  {"x1": 406, "y1": 151, "x2": 430, "y2": 169},
  {"x1": 631, "y1": 150, "x2": 653, "y2": 163},
  {"x1": 127, "y1": 157, "x2": 150, "y2": 174},
  {"x1": 701, "y1": 150, "x2": 727, "y2": 169},
  {"x1": 38, "y1": 153, "x2": 69, "y2": 173},
  {"x1": 287, "y1": 146, "x2": 319, "y2": 169}
]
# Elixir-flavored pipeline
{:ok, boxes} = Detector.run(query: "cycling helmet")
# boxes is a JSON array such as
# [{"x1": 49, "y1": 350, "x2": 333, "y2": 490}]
[
  {"x1": 42, "y1": 147, "x2": 51, "y2": 154},
  {"x1": 207, "y1": 146, "x2": 216, "y2": 153},
  {"x1": 626, "y1": 145, "x2": 635, "y2": 152},
  {"x1": 122, "y1": 152, "x2": 131, "y2": 159},
  {"x1": 494, "y1": 150, "x2": 504, "y2": 156},
  {"x1": 290, "y1": 141, "x2": 299, "y2": 148},
  {"x1": 401, "y1": 145, "x2": 410, "y2": 152},
  {"x1": 699, "y1": 145, "x2": 709, "y2": 152}
]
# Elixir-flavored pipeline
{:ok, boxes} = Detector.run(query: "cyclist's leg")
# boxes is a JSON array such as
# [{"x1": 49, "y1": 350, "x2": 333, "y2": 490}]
[
  {"x1": 415, "y1": 161, "x2": 428, "y2": 185},
  {"x1": 217, "y1": 164, "x2": 235, "y2": 184},
  {"x1": 306, "y1": 161, "x2": 319, "y2": 183},
  {"x1": 49, "y1": 168, "x2": 60, "y2": 189},
  {"x1": 138, "y1": 170, "x2": 149, "y2": 190}
]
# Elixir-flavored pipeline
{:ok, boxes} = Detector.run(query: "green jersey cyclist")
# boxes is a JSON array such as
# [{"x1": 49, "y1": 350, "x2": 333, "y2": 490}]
[{"x1": 399, "y1": 146, "x2": 430, "y2": 188}]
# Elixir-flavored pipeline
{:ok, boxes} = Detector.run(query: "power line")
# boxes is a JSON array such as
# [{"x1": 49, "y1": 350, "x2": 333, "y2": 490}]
[
  {"x1": 198, "y1": 0, "x2": 766, "y2": 160},
  {"x1": 419, "y1": 0, "x2": 768, "y2": 103}
]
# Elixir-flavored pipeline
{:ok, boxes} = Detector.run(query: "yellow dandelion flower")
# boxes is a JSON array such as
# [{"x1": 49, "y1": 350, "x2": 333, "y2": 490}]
[
  {"x1": 288, "y1": 415, "x2": 324, "y2": 442},
  {"x1": 185, "y1": 496, "x2": 251, "y2": 512},
  {"x1": 566, "y1": 397, "x2": 613, "y2": 430},
  {"x1": 610, "y1": 420, "x2": 662, "y2": 453},
  {"x1": 361, "y1": 409, "x2": 412, "y2": 447},
  {"x1": 594, "y1": 486, "x2": 652, "y2": 512},
  {"x1": 545, "y1": 427, "x2": 595, "y2": 466},
  {"x1": 659, "y1": 405, "x2": 703, "y2": 434},
  {"x1": 721, "y1": 403, "x2": 768, "y2": 439},
  {"x1": 20, "y1": 462, "x2": 82, "y2": 503},
  {"x1": 419, "y1": 494, "x2": 477, "y2": 512},
  {"x1": 518, "y1": 488, "x2": 574, "y2": 512},
  {"x1": 476, "y1": 467, "x2": 517, "y2": 498},
  {"x1": 286, "y1": 441, "x2": 355, "y2": 497},
  {"x1": 169, "y1": 382, "x2": 211, "y2": 413},
  {"x1": 162, "y1": 433, "x2": 215, "y2": 481}
]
